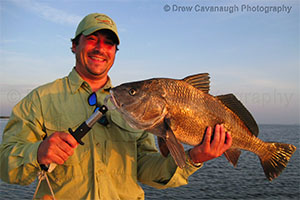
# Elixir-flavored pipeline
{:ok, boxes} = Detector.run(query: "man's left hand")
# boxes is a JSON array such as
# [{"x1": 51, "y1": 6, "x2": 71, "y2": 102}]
[{"x1": 189, "y1": 124, "x2": 232, "y2": 163}]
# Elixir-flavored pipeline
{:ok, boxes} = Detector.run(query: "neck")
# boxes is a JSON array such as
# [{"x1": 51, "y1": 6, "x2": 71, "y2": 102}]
[
  {"x1": 75, "y1": 67, "x2": 108, "y2": 92},
  {"x1": 87, "y1": 77, "x2": 108, "y2": 92}
]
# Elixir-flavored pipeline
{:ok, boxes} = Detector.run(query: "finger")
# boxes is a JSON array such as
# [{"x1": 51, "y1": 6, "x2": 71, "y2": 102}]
[
  {"x1": 52, "y1": 153, "x2": 66, "y2": 165},
  {"x1": 223, "y1": 132, "x2": 233, "y2": 150},
  {"x1": 56, "y1": 141, "x2": 75, "y2": 157},
  {"x1": 47, "y1": 138, "x2": 71, "y2": 162},
  {"x1": 55, "y1": 146, "x2": 71, "y2": 163},
  {"x1": 219, "y1": 124, "x2": 226, "y2": 145},
  {"x1": 44, "y1": 146, "x2": 68, "y2": 165},
  {"x1": 203, "y1": 126, "x2": 212, "y2": 145},
  {"x1": 211, "y1": 124, "x2": 220, "y2": 147},
  {"x1": 59, "y1": 132, "x2": 78, "y2": 148}
]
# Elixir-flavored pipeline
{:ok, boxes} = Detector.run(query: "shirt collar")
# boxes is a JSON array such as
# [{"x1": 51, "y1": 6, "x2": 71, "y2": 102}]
[
  {"x1": 68, "y1": 68, "x2": 85, "y2": 94},
  {"x1": 68, "y1": 67, "x2": 112, "y2": 94},
  {"x1": 101, "y1": 77, "x2": 112, "y2": 94}
]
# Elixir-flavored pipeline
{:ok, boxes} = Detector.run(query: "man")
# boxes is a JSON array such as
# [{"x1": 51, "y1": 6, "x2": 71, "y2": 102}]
[{"x1": 0, "y1": 13, "x2": 232, "y2": 199}]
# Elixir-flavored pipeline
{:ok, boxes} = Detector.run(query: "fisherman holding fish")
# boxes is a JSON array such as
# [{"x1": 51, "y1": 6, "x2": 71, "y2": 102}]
[{"x1": 1, "y1": 13, "x2": 259, "y2": 200}]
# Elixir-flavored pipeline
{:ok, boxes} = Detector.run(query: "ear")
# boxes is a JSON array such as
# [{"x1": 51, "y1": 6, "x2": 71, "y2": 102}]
[{"x1": 71, "y1": 42, "x2": 77, "y2": 53}]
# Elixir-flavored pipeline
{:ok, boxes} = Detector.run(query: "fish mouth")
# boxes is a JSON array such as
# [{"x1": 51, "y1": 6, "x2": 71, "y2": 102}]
[
  {"x1": 109, "y1": 89, "x2": 167, "y2": 130},
  {"x1": 103, "y1": 95, "x2": 116, "y2": 110},
  {"x1": 109, "y1": 90, "x2": 121, "y2": 109}
]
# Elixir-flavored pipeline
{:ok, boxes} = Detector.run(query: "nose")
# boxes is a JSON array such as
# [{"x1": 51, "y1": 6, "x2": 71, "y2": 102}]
[
  {"x1": 94, "y1": 41, "x2": 102, "y2": 53},
  {"x1": 94, "y1": 40, "x2": 106, "y2": 54}
]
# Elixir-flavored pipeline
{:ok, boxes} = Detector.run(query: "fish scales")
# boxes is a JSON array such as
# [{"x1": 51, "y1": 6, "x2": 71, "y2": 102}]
[
  {"x1": 109, "y1": 73, "x2": 296, "y2": 181},
  {"x1": 164, "y1": 79, "x2": 259, "y2": 151}
]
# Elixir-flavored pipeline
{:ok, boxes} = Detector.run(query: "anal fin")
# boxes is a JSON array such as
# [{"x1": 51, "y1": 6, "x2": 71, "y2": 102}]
[{"x1": 224, "y1": 148, "x2": 241, "y2": 167}]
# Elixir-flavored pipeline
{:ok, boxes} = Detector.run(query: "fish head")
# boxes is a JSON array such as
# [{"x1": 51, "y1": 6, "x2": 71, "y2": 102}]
[{"x1": 110, "y1": 79, "x2": 168, "y2": 130}]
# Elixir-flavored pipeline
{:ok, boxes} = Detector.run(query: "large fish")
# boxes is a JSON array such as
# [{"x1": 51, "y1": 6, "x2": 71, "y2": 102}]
[{"x1": 109, "y1": 73, "x2": 296, "y2": 181}]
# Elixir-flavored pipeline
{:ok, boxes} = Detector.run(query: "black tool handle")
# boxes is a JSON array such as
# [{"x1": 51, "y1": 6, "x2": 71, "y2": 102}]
[{"x1": 68, "y1": 122, "x2": 91, "y2": 145}]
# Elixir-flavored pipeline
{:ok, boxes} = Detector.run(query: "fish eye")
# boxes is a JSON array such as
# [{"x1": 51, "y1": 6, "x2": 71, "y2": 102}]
[{"x1": 129, "y1": 88, "x2": 137, "y2": 96}]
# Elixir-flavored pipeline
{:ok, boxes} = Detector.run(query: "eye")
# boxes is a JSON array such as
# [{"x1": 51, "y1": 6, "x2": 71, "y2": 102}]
[
  {"x1": 129, "y1": 88, "x2": 137, "y2": 96},
  {"x1": 105, "y1": 40, "x2": 114, "y2": 46},
  {"x1": 87, "y1": 36, "x2": 97, "y2": 41}
]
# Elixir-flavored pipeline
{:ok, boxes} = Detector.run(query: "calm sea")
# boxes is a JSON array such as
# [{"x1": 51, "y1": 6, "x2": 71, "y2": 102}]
[{"x1": 0, "y1": 118, "x2": 299, "y2": 200}]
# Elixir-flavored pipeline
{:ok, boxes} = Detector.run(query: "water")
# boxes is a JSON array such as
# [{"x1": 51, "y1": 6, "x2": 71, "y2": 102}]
[{"x1": 0, "y1": 119, "x2": 299, "y2": 199}]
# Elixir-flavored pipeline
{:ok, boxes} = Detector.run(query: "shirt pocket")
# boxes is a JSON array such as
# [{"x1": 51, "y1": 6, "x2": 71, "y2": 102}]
[
  {"x1": 43, "y1": 112, "x2": 85, "y2": 134},
  {"x1": 105, "y1": 110, "x2": 143, "y2": 176},
  {"x1": 105, "y1": 140, "x2": 137, "y2": 176}
]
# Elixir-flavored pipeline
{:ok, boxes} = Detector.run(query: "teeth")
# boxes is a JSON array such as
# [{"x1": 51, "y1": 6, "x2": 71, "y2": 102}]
[{"x1": 91, "y1": 56, "x2": 105, "y2": 61}]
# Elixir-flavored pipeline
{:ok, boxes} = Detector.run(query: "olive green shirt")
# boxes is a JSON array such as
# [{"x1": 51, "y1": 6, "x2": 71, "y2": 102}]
[{"x1": 0, "y1": 68, "x2": 201, "y2": 199}]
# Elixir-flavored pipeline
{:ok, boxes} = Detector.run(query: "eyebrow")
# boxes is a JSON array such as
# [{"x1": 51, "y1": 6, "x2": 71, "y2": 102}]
[
  {"x1": 104, "y1": 35, "x2": 114, "y2": 41},
  {"x1": 90, "y1": 32, "x2": 113, "y2": 41},
  {"x1": 92, "y1": 30, "x2": 118, "y2": 43}
]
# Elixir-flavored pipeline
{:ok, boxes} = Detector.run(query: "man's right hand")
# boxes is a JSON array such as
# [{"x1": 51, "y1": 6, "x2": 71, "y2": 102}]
[{"x1": 37, "y1": 132, "x2": 78, "y2": 165}]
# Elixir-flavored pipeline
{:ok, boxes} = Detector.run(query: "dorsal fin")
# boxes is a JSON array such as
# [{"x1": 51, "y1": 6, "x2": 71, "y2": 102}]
[
  {"x1": 217, "y1": 94, "x2": 259, "y2": 137},
  {"x1": 183, "y1": 73, "x2": 210, "y2": 94}
]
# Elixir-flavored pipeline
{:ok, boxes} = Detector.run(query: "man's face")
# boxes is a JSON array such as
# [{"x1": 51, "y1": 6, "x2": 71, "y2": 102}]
[{"x1": 72, "y1": 30, "x2": 117, "y2": 80}]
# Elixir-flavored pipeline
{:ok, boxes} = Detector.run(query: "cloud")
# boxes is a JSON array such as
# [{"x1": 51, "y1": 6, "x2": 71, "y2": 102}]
[
  {"x1": 10, "y1": 0, "x2": 82, "y2": 25},
  {"x1": 0, "y1": 39, "x2": 17, "y2": 44}
]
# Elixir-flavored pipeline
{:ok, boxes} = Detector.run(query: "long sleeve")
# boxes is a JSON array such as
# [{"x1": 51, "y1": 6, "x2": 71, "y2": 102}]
[
  {"x1": 0, "y1": 90, "x2": 45, "y2": 185},
  {"x1": 137, "y1": 132, "x2": 201, "y2": 189}
]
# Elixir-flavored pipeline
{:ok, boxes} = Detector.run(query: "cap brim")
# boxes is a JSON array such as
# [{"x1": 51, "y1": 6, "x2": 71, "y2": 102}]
[{"x1": 82, "y1": 27, "x2": 120, "y2": 45}]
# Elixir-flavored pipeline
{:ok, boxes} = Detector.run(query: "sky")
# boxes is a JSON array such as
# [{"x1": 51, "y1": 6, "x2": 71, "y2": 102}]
[{"x1": 0, "y1": 0, "x2": 299, "y2": 125}]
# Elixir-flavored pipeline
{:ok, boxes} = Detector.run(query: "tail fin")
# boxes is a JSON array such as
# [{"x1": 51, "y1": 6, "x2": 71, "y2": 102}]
[{"x1": 260, "y1": 142, "x2": 296, "y2": 181}]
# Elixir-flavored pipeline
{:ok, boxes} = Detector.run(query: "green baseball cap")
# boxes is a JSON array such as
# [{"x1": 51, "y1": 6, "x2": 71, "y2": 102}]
[{"x1": 74, "y1": 13, "x2": 120, "y2": 44}]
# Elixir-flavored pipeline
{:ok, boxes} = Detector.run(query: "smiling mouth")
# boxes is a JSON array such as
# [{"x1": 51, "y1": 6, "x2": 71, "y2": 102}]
[{"x1": 89, "y1": 56, "x2": 106, "y2": 62}]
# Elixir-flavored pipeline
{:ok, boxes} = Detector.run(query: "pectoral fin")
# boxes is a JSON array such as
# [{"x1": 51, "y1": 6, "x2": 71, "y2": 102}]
[
  {"x1": 157, "y1": 136, "x2": 169, "y2": 157},
  {"x1": 165, "y1": 129, "x2": 186, "y2": 168},
  {"x1": 164, "y1": 118, "x2": 186, "y2": 168}
]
